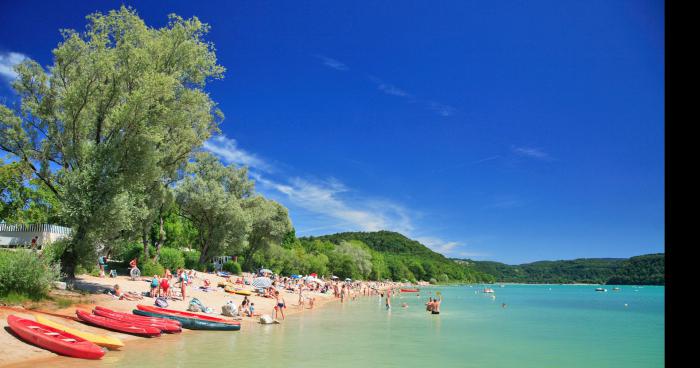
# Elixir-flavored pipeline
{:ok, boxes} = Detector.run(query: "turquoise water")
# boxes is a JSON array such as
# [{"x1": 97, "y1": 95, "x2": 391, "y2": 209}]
[{"x1": 47, "y1": 285, "x2": 664, "y2": 368}]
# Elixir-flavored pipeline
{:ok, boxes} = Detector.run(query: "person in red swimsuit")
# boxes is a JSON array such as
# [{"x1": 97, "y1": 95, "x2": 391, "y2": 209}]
[{"x1": 159, "y1": 277, "x2": 170, "y2": 298}]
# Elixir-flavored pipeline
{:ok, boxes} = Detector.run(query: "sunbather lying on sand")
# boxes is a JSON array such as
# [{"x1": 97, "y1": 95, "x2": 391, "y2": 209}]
[{"x1": 109, "y1": 284, "x2": 143, "y2": 301}]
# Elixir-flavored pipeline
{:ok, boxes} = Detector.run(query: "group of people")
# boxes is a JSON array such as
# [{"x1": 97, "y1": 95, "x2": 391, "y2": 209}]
[
  {"x1": 426, "y1": 296, "x2": 442, "y2": 314},
  {"x1": 149, "y1": 267, "x2": 193, "y2": 300}
]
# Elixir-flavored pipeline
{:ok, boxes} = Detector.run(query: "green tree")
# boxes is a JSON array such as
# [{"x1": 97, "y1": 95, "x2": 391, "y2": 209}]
[
  {"x1": 1, "y1": 159, "x2": 61, "y2": 224},
  {"x1": 175, "y1": 153, "x2": 250, "y2": 264},
  {"x1": 240, "y1": 196, "x2": 293, "y2": 270},
  {"x1": 0, "y1": 7, "x2": 224, "y2": 277}
]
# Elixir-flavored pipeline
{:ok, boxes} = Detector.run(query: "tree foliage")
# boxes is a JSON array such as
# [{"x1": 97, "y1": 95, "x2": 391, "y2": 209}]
[{"x1": 0, "y1": 6, "x2": 224, "y2": 276}]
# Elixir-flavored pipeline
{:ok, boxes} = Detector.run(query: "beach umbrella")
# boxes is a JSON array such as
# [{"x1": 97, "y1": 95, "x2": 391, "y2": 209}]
[
  {"x1": 331, "y1": 276, "x2": 339, "y2": 280},
  {"x1": 345, "y1": 278, "x2": 352, "y2": 282},
  {"x1": 290, "y1": 274, "x2": 301, "y2": 279},
  {"x1": 259, "y1": 268, "x2": 273, "y2": 275},
  {"x1": 251, "y1": 277, "x2": 272, "y2": 289}
]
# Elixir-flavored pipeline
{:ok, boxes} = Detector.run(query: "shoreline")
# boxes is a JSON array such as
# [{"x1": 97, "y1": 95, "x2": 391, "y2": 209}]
[{"x1": 0, "y1": 272, "x2": 396, "y2": 367}]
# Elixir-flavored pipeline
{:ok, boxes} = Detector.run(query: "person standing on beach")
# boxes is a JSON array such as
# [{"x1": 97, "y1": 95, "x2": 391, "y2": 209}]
[
  {"x1": 298, "y1": 286, "x2": 305, "y2": 309},
  {"x1": 273, "y1": 290, "x2": 286, "y2": 320}
]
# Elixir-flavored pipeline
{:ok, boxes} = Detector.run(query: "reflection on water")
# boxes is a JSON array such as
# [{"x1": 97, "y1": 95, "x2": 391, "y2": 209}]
[{"x1": 19, "y1": 285, "x2": 663, "y2": 368}]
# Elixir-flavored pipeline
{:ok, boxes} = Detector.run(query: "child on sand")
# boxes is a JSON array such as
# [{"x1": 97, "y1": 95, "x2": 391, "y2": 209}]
[
  {"x1": 273, "y1": 290, "x2": 286, "y2": 320},
  {"x1": 150, "y1": 275, "x2": 159, "y2": 297}
]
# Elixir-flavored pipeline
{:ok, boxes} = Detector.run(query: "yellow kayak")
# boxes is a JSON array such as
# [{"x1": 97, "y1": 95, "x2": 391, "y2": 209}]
[
  {"x1": 224, "y1": 286, "x2": 252, "y2": 295},
  {"x1": 34, "y1": 314, "x2": 125, "y2": 350}
]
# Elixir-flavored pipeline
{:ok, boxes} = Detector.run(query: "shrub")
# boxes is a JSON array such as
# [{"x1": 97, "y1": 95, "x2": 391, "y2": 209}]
[
  {"x1": 0, "y1": 249, "x2": 60, "y2": 299},
  {"x1": 183, "y1": 250, "x2": 202, "y2": 269},
  {"x1": 158, "y1": 248, "x2": 185, "y2": 271},
  {"x1": 222, "y1": 260, "x2": 242, "y2": 275},
  {"x1": 139, "y1": 258, "x2": 165, "y2": 277}
]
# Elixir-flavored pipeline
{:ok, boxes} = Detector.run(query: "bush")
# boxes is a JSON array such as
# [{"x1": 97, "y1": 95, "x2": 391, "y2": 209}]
[
  {"x1": 139, "y1": 258, "x2": 165, "y2": 277},
  {"x1": 222, "y1": 261, "x2": 242, "y2": 275},
  {"x1": 158, "y1": 248, "x2": 185, "y2": 271},
  {"x1": 183, "y1": 250, "x2": 202, "y2": 269},
  {"x1": 0, "y1": 249, "x2": 60, "y2": 299}
]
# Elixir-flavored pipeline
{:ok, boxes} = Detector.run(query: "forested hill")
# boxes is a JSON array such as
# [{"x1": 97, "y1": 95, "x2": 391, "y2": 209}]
[
  {"x1": 300, "y1": 231, "x2": 495, "y2": 283},
  {"x1": 458, "y1": 253, "x2": 665, "y2": 285},
  {"x1": 301, "y1": 231, "x2": 663, "y2": 285}
]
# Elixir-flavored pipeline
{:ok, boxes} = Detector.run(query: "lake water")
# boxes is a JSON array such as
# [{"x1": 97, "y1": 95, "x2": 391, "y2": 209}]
[{"x1": 46, "y1": 284, "x2": 664, "y2": 368}]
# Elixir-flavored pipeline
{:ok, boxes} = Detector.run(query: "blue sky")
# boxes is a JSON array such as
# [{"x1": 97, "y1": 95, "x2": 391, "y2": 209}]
[{"x1": 0, "y1": 0, "x2": 664, "y2": 264}]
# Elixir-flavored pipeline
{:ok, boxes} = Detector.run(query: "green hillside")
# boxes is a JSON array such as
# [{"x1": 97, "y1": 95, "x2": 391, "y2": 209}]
[
  {"x1": 461, "y1": 253, "x2": 664, "y2": 285},
  {"x1": 300, "y1": 231, "x2": 495, "y2": 283}
]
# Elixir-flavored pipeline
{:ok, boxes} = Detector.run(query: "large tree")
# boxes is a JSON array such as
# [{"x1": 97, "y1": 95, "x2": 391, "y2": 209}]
[
  {"x1": 240, "y1": 196, "x2": 293, "y2": 270},
  {"x1": 175, "y1": 153, "x2": 251, "y2": 264},
  {"x1": 0, "y1": 7, "x2": 224, "y2": 276}
]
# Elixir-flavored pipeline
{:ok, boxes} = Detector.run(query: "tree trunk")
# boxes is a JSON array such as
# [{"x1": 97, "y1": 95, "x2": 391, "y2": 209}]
[
  {"x1": 142, "y1": 227, "x2": 150, "y2": 260},
  {"x1": 198, "y1": 242, "x2": 209, "y2": 265},
  {"x1": 154, "y1": 216, "x2": 165, "y2": 261},
  {"x1": 60, "y1": 225, "x2": 86, "y2": 279}
]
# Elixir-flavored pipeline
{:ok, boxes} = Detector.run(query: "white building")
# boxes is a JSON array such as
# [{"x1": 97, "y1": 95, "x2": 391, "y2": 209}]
[{"x1": 0, "y1": 223, "x2": 72, "y2": 249}]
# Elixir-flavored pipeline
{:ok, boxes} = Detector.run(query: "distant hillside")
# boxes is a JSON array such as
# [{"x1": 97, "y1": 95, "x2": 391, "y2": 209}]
[
  {"x1": 301, "y1": 231, "x2": 495, "y2": 283},
  {"x1": 460, "y1": 253, "x2": 664, "y2": 285}
]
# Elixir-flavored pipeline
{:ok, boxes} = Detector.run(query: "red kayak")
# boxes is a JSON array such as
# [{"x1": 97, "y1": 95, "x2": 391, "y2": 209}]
[
  {"x1": 6, "y1": 315, "x2": 105, "y2": 360},
  {"x1": 400, "y1": 288, "x2": 419, "y2": 292},
  {"x1": 76, "y1": 310, "x2": 161, "y2": 337},
  {"x1": 137, "y1": 305, "x2": 240, "y2": 325},
  {"x1": 94, "y1": 306, "x2": 181, "y2": 326},
  {"x1": 92, "y1": 309, "x2": 181, "y2": 333}
]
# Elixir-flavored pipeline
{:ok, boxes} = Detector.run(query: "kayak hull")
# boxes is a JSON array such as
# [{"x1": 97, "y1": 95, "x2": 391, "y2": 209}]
[
  {"x1": 133, "y1": 309, "x2": 241, "y2": 331},
  {"x1": 94, "y1": 306, "x2": 181, "y2": 326},
  {"x1": 92, "y1": 309, "x2": 181, "y2": 333},
  {"x1": 400, "y1": 289, "x2": 419, "y2": 292},
  {"x1": 76, "y1": 310, "x2": 161, "y2": 337},
  {"x1": 7, "y1": 315, "x2": 105, "y2": 359},
  {"x1": 137, "y1": 304, "x2": 240, "y2": 325},
  {"x1": 34, "y1": 314, "x2": 124, "y2": 350}
]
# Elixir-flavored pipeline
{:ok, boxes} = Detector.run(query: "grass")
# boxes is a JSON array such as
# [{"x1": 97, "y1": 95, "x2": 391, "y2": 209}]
[
  {"x1": 53, "y1": 297, "x2": 75, "y2": 309},
  {"x1": 0, "y1": 291, "x2": 35, "y2": 305}
]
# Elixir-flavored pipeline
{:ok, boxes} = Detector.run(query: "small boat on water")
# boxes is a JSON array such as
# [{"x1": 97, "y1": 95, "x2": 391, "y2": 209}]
[
  {"x1": 400, "y1": 288, "x2": 419, "y2": 293},
  {"x1": 34, "y1": 314, "x2": 124, "y2": 350},
  {"x1": 483, "y1": 288, "x2": 495, "y2": 293},
  {"x1": 76, "y1": 310, "x2": 161, "y2": 337},
  {"x1": 612, "y1": 287, "x2": 621, "y2": 291},
  {"x1": 7, "y1": 315, "x2": 105, "y2": 360},
  {"x1": 595, "y1": 288, "x2": 608, "y2": 292}
]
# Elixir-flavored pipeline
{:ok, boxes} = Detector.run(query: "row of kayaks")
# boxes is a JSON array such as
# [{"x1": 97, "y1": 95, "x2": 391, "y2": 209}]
[{"x1": 6, "y1": 304, "x2": 241, "y2": 360}]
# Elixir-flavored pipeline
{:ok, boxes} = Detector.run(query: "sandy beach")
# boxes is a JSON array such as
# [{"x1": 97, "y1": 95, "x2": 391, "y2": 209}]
[{"x1": 0, "y1": 271, "x2": 392, "y2": 367}]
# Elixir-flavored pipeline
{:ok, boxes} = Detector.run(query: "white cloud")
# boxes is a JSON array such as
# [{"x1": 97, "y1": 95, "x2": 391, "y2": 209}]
[
  {"x1": 377, "y1": 82, "x2": 411, "y2": 98},
  {"x1": 254, "y1": 174, "x2": 413, "y2": 234},
  {"x1": 414, "y1": 236, "x2": 463, "y2": 254},
  {"x1": 202, "y1": 135, "x2": 274, "y2": 172},
  {"x1": 512, "y1": 146, "x2": 550, "y2": 160},
  {"x1": 0, "y1": 51, "x2": 27, "y2": 81},
  {"x1": 315, "y1": 55, "x2": 349, "y2": 71}
]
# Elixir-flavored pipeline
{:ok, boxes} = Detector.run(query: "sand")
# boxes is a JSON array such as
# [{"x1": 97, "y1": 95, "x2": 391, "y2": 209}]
[{"x1": 0, "y1": 272, "x2": 393, "y2": 367}]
